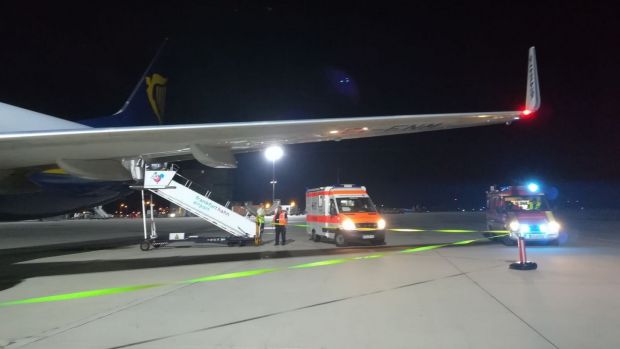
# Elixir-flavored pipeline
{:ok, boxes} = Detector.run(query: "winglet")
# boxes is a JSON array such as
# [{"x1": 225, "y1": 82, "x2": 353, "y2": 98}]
[{"x1": 524, "y1": 46, "x2": 541, "y2": 114}]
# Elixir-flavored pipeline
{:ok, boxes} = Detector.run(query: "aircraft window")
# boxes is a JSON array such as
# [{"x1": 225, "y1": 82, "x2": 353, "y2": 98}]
[{"x1": 329, "y1": 200, "x2": 338, "y2": 215}]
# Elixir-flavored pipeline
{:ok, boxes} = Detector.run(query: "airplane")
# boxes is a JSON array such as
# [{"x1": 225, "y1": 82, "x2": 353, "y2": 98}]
[{"x1": 0, "y1": 43, "x2": 540, "y2": 221}]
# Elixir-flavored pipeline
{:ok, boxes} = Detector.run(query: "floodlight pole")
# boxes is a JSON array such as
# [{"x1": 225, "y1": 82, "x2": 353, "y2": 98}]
[
  {"x1": 270, "y1": 160, "x2": 277, "y2": 204},
  {"x1": 265, "y1": 145, "x2": 282, "y2": 205}
]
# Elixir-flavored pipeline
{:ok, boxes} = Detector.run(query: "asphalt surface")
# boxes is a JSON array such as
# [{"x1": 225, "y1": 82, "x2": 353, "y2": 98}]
[{"x1": 0, "y1": 212, "x2": 618, "y2": 348}]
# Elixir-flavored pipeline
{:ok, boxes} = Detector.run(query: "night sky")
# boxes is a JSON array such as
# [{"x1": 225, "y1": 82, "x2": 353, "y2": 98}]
[{"x1": 1, "y1": 2, "x2": 618, "y2": 210}]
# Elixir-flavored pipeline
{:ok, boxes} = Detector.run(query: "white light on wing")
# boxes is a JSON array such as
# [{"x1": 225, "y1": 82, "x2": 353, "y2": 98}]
[{"x1": 264, "y1": 145, "x2": 284, "y2": 161}]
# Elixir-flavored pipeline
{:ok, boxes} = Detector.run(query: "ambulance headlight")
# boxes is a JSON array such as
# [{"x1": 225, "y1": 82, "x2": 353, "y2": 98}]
[
  {"x1": 341, "y1": 219, "x2": 356, "y2": 231},
  {"x1": 377, "y1": 219, "x2": 386, "y2": 230},
  {"x1": 509, "y1": 220, "x2": 520, "y2": 232},
  {"x1": 548, "y1": 221, "x2": 561, "y2": 234}
]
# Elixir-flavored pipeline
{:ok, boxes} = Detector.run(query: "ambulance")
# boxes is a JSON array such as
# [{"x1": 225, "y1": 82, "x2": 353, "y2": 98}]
[
  {"x1": 486, "y1": 184, "x2": 561, "y2": 245},
  {"x1": 306, "y1": 185, "x2": 386, "y2": 246}
]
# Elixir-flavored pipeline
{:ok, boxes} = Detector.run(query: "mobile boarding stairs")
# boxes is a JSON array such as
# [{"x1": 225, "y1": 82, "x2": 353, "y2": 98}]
[{"x1": 134, "y1": 164, "x2": 256, "y2": 251}]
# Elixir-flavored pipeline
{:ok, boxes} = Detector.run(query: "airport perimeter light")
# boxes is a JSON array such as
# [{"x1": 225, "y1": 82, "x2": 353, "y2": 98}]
[{"x1": 265, "y1": 145, "x2": 284, "y2": 204}]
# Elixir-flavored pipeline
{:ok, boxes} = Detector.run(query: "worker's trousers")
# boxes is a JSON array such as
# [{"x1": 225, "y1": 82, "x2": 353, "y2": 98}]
[{"x1": 275, "y1": 225, "x2": 286, "y2": 244}]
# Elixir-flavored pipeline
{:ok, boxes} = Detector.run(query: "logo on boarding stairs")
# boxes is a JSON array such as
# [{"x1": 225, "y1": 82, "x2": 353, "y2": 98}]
[{"x1": 151, "y1": 172, "x2": 164, "y2": 183}]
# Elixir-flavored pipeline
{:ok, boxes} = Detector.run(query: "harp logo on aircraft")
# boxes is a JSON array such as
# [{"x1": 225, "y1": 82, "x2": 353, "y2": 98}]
[
  {"x1": 145, "y1": 73, "x2": 168, "y2": 124},
  {"x1": 151, "y1": 172, "x2": 164, "y2": 184}
]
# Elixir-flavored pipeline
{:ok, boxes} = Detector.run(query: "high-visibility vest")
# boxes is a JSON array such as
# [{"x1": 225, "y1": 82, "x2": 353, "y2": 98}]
[
  {"x1": 277, "y1": 211, "x2": 287, "y2": 225},
  {"x1": 256, "y1": 208, "x2": 265, "y2": 224}
]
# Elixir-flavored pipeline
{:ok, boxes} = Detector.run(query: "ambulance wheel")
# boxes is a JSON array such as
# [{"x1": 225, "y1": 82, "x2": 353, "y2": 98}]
[
  {"x1": 335, "y1": 233, "x2": 347, "y2": 247},
  {"x1": 139, "y1": 240, "x2": 151, "y2": 251},
  {"x1": 312, "y1": 231, "x2": 321, "y2": 242}
]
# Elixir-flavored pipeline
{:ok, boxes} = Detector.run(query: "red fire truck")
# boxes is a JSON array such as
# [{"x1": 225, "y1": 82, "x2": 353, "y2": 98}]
[
  {"x1": 486, "y1": 184, "x2": 561, "y2": 245},
  {"x1": 306, "y1": 185, "x2": 386, "y2": 246}
]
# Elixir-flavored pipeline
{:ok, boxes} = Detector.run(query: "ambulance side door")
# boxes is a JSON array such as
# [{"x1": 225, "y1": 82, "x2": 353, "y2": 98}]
[
  {"x1": 328, "y1": 198, "x2": 338, "y2": 217},
  {"x1": 317, "y1": 195, "x2": 325, "y2": 227},
  {"x1": 306, "y1": 194, "x2": 318, "y2": 234},
  {"x1": 487, "y1": 196, "x2": 503, "y2": 228}
]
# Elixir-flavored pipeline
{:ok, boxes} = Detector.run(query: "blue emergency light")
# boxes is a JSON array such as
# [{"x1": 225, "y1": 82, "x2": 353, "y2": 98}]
[{"x1": 527, "y1": 183, "x2": 540, "y2": 193}]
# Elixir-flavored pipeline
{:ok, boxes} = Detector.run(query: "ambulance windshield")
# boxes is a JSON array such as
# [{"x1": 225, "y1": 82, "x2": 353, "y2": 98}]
[
  {"x1": 336, "y1": 197, "x2": 377, "y2": 213},
  {"x1": 503, "y1": 196, "x2": 549, "y2": 211}
]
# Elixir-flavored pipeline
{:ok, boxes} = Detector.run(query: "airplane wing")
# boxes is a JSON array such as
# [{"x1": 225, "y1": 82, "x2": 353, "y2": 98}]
[{"x1": 0, "y1": 47, "x2": 540, "y2": 180}]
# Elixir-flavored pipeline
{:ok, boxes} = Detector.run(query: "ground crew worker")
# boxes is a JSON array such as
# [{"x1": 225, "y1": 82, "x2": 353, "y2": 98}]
[
  {"x1": 274, "y1": 206, "x2": 288, "y2": 245},
  {"x1": 255, "y1": 203, "x2": 265, "y2": 245}
]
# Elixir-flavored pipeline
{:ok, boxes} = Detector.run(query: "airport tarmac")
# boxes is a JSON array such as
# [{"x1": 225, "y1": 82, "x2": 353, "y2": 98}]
[{"x1": 0, "y1": 212, "x2": 619, "y2": 348}]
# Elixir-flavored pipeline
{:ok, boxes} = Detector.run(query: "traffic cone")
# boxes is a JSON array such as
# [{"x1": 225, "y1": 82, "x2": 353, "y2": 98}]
[{"x1": 509, "y1": 236, "x2": 537, "y2": 270}]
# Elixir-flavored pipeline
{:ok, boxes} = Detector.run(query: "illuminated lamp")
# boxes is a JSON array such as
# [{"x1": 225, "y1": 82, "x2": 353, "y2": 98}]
[{"x1": 520, "y1": 109, "x2": 535, "y2": 118}]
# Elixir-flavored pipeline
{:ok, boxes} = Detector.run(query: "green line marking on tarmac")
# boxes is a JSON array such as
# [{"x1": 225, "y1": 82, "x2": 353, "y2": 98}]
[
  {"x1": 389, "y1": 228, "x2": 425, "y2": 232},
  {"x1": 0, "y1": 236, "x2": 497, "y2": 308},
  {"x1": 353, "y1": 254, "x2": 384, "y2": 260},
  {"x1": 291, "y1": 223, "x2": 507, "y2": 235},
  {"x1": 0, "y1": 283, "x2": 164, "y2": 307},
  {"x1": 389, "y1": 228, "x2": 504, "y2": 233},
  {"x1": 451, "y1": 239, "x2": 477, "y2": 245},
  {"x1": 433, "y1": 229, "x2": 478, "y2": 233},
  {"x1": 288, "y1": 258, "x2": 349, "y2": 269},
  {"x1": 400, "y1": 244, "x2": 446, "y2": 253},
  {"x1": 184, "y1": 268, "x2": 278, "y2": 283}
]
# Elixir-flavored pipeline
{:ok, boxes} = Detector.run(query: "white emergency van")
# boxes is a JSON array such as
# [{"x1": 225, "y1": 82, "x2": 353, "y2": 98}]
[
  {"x1": 486, "y1": 184, "x2": 561, "y2": 245},
  {"x1": 306, "y1": 185, "x2": 386, "y2": 246}
]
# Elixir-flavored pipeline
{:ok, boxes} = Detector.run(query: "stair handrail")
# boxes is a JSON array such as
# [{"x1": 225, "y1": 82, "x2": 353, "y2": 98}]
[{"x1": 171, "y1": 172, "x2": 231, "y2": 208}]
